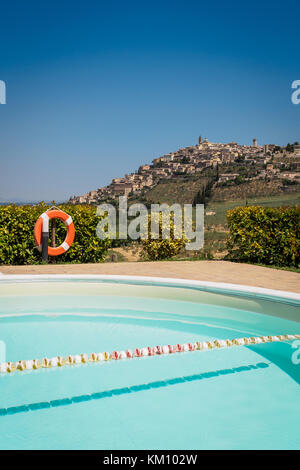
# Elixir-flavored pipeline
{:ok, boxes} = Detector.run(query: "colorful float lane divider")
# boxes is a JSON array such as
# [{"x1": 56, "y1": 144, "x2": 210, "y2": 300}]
[{"x1": 0, "y1": 334, "x2": 299, "y2": 375}]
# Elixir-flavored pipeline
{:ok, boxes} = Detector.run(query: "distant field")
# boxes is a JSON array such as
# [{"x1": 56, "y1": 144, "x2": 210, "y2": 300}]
[
  {"x1": 203, "y1": 192, "x2": 300, "y2": 256},
  {"x1": 205, "y1": 192, "x2": 300, "y2": 228},
  {"x1": 131, "y1": 190, "x2": 300, "y2": 256}
]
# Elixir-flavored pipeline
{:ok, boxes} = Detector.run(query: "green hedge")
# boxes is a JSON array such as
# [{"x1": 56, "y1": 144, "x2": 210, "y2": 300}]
[
  {"x1": 0, "y1": 203, "x2": 111, "y2": 265},
  {"x1": 226, "y1": 206, "x2": 300, "y2": 267}
]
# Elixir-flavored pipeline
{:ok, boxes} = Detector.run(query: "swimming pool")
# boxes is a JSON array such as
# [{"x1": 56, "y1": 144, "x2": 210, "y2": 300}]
[{"x1": 0, "y1": 275, "x2": 299, "y2": 450}]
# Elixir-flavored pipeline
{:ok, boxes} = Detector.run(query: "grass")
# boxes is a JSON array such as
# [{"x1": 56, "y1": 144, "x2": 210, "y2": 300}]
[
  {"x1": 143, "y1": 175, "x2": 207, "y2": 205},
  {"x1": 205, "y1": 192, "x2": 300, "y2": 228},
  {"x1": 203, "y1": 192, "x2": 300, "y2": 255},
  {"x1": 128, "y1": 192, "x2": 300, "y2": 259}
]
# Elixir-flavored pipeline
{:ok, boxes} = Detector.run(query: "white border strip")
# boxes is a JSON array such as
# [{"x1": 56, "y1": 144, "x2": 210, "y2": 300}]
[{"x1": 0, "y1": 274, "x2": 299, "y2": 302}]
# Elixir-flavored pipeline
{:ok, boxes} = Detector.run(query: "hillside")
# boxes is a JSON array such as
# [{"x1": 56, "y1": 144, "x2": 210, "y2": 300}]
[
  {"x1": 211, "y1": 179, "x2": 300, "y2": 201},
  {"x1": 139, "y1": 170, "x2": 214, "y2": 205},
  {"x1": 69, "y1": 136, "x2": 300, "y2": 213},
  {"x1": 69, "y1": 136, "x2": 300, "y2": 205},
  {"x1": 143, "y1": 177, "x2": 203, "y2": 205},
  {"x1": 129, "y1": 165, "x2": 300, "y2": 206}
]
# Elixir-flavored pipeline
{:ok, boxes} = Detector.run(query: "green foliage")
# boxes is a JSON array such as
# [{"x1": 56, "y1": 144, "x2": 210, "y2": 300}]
[
  {"x1": 286, "y1": 143, "x2": 294, "y2": 153},
  {"x1": 226, "y1": 206, "x2": 300, "y2": 267},
  {"x1": 141, "y1": 213, "x2": 187, "y2": 260},
  {"x1": 0, "y1": 203, "x2": 111, "y2": 265},
  {"x1": 282, "y1": 179, "x2": 298, "y2": 186},
  {"x1": 142, "y1": 238, "x2": 186, "y2": 260}
]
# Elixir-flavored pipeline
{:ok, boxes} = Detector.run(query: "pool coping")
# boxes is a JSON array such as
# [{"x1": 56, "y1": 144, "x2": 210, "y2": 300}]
[{"x1": 0, "y1": 273, "x2": 299, "y2": 303}]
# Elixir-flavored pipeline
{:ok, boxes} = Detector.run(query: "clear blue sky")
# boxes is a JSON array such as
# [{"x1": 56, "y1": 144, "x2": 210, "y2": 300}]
[{"x1": 0, "y1": 0, "x2": 299, "y2": 202}]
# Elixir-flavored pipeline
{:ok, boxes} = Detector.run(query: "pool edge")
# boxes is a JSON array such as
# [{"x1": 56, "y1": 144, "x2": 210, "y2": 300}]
[{"x1": 0, "y1": 273, "x2": 299, "y2": 302}]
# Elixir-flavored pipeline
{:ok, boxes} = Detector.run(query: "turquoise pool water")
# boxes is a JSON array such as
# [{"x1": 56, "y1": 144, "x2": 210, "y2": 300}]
[{"x1": 0, "y1": 278, "x2": 299, "y2": 450}]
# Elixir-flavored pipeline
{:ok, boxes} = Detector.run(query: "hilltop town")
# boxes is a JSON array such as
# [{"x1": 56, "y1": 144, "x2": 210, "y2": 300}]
[{"x1": 69, "y1": 137, "x2": 300, "y2": 205}]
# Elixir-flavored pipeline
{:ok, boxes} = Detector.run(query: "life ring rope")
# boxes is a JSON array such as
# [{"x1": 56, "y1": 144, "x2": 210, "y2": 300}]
[{"x1": 34, "y1": 209, "x2": 75, "y2": 256}]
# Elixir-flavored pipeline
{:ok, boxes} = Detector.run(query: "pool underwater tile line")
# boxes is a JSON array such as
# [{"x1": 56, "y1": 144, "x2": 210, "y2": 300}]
[
  {"x1": 0, "y1": 334, "x2": 298, "y2": 375},
  {"x1": 0, "y1": 362, "x2": 270, "y2": 417}
]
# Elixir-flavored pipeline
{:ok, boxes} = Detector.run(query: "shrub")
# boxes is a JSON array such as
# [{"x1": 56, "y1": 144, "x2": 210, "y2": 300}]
[
  {"x1": 141, "y1": 238, "x2": 186, "y2": 260},
  {"x1": 226, "y1": 206, "x2": 300, "y2": 267},
  {"x1": 0, "y1": 203, "x2": 111, "y2": 265},
  {"x1": 141, "y1": 213, "x2": 187, "y2": 260}
]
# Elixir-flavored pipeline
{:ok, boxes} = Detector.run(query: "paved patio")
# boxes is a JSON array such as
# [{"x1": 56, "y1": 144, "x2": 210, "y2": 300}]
[{"x1": 1, "y1": 261, "x2": 299, "y2": 293}]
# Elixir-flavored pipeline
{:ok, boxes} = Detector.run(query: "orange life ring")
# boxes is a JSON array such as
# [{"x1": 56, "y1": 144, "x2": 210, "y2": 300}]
[{"x1": 34, "y1": 209, "x2": 75, "y2": 256}]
